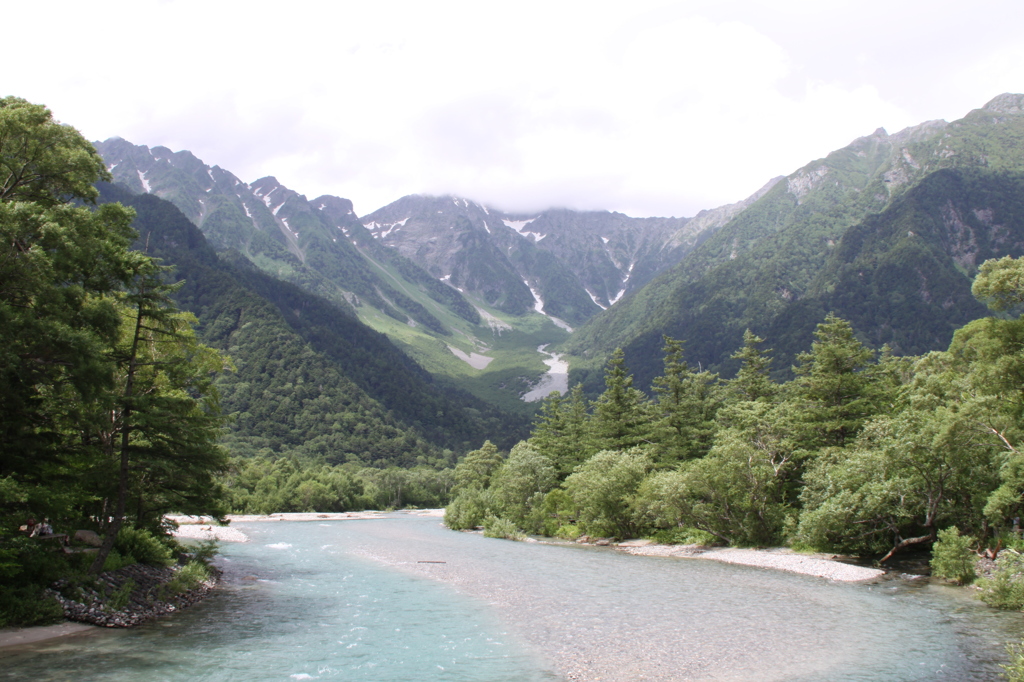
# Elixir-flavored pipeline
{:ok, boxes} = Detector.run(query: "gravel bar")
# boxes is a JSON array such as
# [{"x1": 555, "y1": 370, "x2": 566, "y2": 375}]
[{"x1": 617, "y1": 542, "x2": 885, "y2": 581}]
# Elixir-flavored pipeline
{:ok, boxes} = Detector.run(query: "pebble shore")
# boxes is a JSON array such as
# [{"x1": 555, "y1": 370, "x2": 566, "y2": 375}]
[
  {"x1": 615, "y1": 540, "x2": 886, "y2": 581},
  {"x1": 50, "y1": 563, "x2": 218, "y2": 628}
]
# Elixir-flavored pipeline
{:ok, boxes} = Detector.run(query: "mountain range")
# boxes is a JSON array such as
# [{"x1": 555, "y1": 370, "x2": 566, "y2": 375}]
[
  {"x1": 96, "y1": 138, "x2": 761, "y2": 409},
  {"x1": 565, "y1": 93, "x2": 1024, "y2": 390},
  {"x1": 96, "y1": 92, "x2": 1024, "y2": 429}
]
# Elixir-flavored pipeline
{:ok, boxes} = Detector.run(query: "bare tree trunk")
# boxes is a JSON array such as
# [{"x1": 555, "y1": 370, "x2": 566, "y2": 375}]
[{"x1": 879, "y1": 533, "x2": 933, "y2": 564}]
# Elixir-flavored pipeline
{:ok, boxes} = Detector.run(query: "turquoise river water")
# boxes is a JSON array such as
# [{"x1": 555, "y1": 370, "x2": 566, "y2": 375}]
[{"x1": 3, "y1": 514, "x2": 1023, "y2": 681}]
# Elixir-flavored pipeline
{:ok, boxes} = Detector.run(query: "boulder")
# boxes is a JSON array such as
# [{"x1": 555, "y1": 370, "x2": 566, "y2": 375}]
[{"x1": 73, "y1": 530, "x2": 103, "y2": 547}]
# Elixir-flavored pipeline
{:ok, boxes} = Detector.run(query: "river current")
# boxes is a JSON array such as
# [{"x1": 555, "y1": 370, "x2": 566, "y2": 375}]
[{"x1": 3, "y1": 514, "x2": 1022, "y2": 681}]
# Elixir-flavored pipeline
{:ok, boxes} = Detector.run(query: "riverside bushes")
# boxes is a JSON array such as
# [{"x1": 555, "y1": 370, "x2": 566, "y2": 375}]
[
  {"x1": 0, "y1": 585, "x2": 63, "y2": 628},
  {"x1": 930, "y1": 527, "x2": 977, "y2": 585},
  {"x1": 446, "y1": 288, "x2": 1024, "y2": 560},
  {"x1": 978, "y1": 550, "x2": 1024, "y2": 610},
  {"x1": 114, "y1": 527, "x2": 174, "y2": 567}
]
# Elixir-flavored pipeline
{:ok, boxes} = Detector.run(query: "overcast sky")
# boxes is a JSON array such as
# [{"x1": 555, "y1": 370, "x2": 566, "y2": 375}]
[{"x1": 7, "y1": 1, "x2": 1024, "y2": 218}]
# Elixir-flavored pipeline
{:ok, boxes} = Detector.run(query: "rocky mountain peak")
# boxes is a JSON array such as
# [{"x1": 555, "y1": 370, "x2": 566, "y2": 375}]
[{"x1": 983, "y1": 93, "x2": 1024, "y2": 115}]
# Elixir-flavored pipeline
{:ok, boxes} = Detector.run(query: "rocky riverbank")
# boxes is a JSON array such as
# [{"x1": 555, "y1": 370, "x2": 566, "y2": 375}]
[
  {"x1": 608, "y1": 539, "x2": 887, "y2": 581},
  {"x1": 50, "y1": 562, "x2": 218, "y2": 628}
]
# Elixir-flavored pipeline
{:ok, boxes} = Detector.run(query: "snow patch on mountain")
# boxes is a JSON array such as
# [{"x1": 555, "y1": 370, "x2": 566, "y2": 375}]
[
  {"x1": 364, "y1": 218, "x2": 408, "y2": 240},
  {"x1": 503, "y1": 218, "x2": 546, "y2": 242},
  {"x1": 529, "y1": 284, "x2": 573, "y2": 331},
  {"x1": 607, "y1": 262, "x2": 635, "y2": 306},
  {"x1": 586, "y1": 289, "x2": 608, "y2": 310},
  {"x1": 137, "y1": 170, "x2": 151, "y2": 193},
  {"x1": 504, "y1": 218, "x2": 536, "y2": 232}
]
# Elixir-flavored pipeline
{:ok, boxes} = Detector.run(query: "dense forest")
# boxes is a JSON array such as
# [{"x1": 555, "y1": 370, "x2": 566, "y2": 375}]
[
  {"x1": 448, "y1": 271, "x2": 1024, "y2": 564},
  {"x1": 0, "y1": 97, "x2": 231, "y2": 624}
]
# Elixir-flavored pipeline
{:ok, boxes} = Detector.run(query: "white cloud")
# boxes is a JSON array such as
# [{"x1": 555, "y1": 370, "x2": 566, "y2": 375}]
[{"x1": 5, "y1": 0, "x2": 1024, "y2": 217}]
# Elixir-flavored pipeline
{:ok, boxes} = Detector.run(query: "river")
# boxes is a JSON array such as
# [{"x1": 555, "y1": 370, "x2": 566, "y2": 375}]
[{"x1": 3, "y1": 514, "x2": 1022, "y2": 681}]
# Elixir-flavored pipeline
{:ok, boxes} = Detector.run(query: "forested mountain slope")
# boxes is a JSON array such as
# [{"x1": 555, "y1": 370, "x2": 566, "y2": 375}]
[
  {"x1": 566, "y1": 94, "x2": 1024, "y2": 390},
  {"x1": 95, "y1": 139, "x2": 468, "y2": 334},
  {"x1": 97, "y1": 183, "x2": 528, "y2": 461},
  {"x1": 94, "y1": 141, "x2": 577, "y2": 408}
]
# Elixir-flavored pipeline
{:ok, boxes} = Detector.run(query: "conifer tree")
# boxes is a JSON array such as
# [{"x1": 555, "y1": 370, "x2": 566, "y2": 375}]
[
  {"x1": 650, "y1": 336, "x2": 722, "y2": 465},
  {"x1": 590, "y1": 349, "x2": 651, "y2": 452},
  {"x1": 790, "y1": 313, "x2": 877, "y2": 450},
  {"x1": 728, "y1": 329, "x2": 777, "y2": 402},
  {"x1": 530, "y1": 385, "x2": 592, "y2": 478}
]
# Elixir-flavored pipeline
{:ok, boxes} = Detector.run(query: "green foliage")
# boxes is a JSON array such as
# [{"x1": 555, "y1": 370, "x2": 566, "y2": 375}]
[
  {"x1": 564, "y1": 449, "x2": 650, "y2": 539},
  {"x1": 790, "y1": 313, "x2": 878, "y2": 449},
  {"x1": 444, "y1": 487, "x2": 491, "y2": 530},
  {"x1": 0, "y1": 96, "x2": 110, "y2": 205},
  {"x1": 590, "y1": 350, "x2": 651, "y2": 452},
  {"x1": 1003, "y1": 639, "x2": 1024, "y2": 682},
  {"x1": 160, "y1": 560, "x2": 210, "y2": 599},
  {"x1": 797, "y1": 388, "x2": 998, "y2": 557},
  {"x1": 114, "y1": 527, "x2": 174, "y2": 567},
  {"x1": 482, "y1": 515, "x2": 524, "y2": 540},
  {"x1": 930, "y1": 527, "x2": 977, "y2": 584},
  {"x1": 728, "y1": 330, "x2": 777, "y2": 402},
  {"x1": 647, "y1": 527, "x2": 716, "y2": 546},
  {"x1": 673, "y1": 431, "x2": 793, "y2": 547},
  {"x1": 453, "y1": 441, "x2": 504, "y2": 492},
  {"x1": 108, "y1": 579, "x2": 136, "y2": 611},
  {"x1": 227, "y1": 456, "x2": 458, "y2": 513},
  {"x1": 0, "y1": 97, "x2": 231, "y2": 582},
  {"x1": 102, "y1": 550, "x2": 137, "y2": 573},
  {"x1": 554, "y1": 524, "x2": 581, "y2": 540},
  {"x1": 650, "y1": 336, "x2": 723, "y2": 465},
  {"x1": 488, "y1": 442, "x2": 556, "y2": 532},
  {"x1": 530, "y1": 384, "x2": 593, "y2": 478},
  {"x1": 972, "y1": 256, "x2": 1024, "y2": 313},
  {"x1": 0, "y1": 585, "x2": 63, "y2": 628},
  {"x1": 978, "y1": 550, "x2": 1024, "y2": 610}
]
